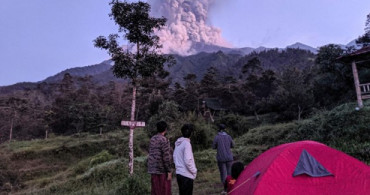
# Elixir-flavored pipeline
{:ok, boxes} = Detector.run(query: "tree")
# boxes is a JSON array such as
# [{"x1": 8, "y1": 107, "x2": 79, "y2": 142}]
[
  {"x1": 242, "y1": 57, "x2": 262, "y2": 76},
  {"x1": 313, "y1": 44, "x2": 353, "y2": 107},
  {"x1": 182, "y1": 74, "x2": 200, "y2": 112},
  {"x1": 273, "y1": 67, "x2": 314, "y2": 121},
  {"x1": 199, "y1": 67, "x2": 220, "y2": 97},
  {"x1": 243, "y1": 69, "x2": 277, "y2": 119},
  {"x1": 94, "y1": 0, "x2": 173, "y2": 176},
  {"x1": 4, "y1": 97, "x2": 27, "y2": 142},
  {"x1": 356, "y1": 13, "x2": 370, "y2": 46}
]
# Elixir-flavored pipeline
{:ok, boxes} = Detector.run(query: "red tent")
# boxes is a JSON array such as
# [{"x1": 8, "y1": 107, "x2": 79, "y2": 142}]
[{"x1": 230, "y1": 140, "x2": 370, "y2": 195}]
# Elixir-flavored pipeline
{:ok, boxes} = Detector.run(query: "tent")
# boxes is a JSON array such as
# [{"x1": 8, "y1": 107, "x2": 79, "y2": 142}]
[{"x1": 230, "y1": 140, "x2": 370, "y2": 195}]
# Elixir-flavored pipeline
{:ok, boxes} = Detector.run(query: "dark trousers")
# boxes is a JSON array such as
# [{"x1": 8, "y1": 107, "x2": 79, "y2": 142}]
[
  {"x1": 151, "y1": 174, "x2": 171, "y2": 195},
  {"x1": 176, "y1": 174, "x2": 194, "y2": 195},
  {"x1": 217, "y1": 161, "x2": 232, "y2": 183}
]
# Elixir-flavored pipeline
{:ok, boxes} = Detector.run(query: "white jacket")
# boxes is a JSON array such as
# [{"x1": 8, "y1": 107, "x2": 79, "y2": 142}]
[{"x1": 173, "y1": 137, "x2": 197, "y2": 179}]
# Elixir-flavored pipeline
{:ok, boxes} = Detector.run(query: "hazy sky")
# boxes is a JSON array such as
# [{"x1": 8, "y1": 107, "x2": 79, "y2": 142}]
[{"x1": 0, "y1": 0, "x2": 369, "y2": 86}]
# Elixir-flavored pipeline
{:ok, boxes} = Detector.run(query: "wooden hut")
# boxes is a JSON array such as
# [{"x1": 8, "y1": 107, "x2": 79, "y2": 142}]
[
  {"x1": 338, "y1": 46, "x2": 370, "y2": 108},
  {"x1": 201, "y1": 98, "x2": 226, "y2": 122}
]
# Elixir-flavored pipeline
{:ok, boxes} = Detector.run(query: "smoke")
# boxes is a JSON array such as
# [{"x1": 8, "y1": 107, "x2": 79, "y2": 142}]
[{"x1": 148, "y1": 0, "x2": 230, "y2": 55}]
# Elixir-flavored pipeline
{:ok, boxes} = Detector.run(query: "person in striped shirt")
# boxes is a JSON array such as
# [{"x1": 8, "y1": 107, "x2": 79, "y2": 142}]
[{"x1": 148, "y1": 121, "x2": 173, "y2": 195}]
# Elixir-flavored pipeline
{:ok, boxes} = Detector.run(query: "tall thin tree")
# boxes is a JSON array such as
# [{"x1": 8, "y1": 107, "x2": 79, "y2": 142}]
[{"x1": 94, "y1": 0, "x2": 173, "y2": 175}]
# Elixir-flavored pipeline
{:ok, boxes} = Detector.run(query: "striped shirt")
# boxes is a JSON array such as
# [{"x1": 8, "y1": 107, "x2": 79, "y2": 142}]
[
  {"x1": 213, "y1": 131, "x2": 234, "y2": 162},
  {"x1": 148, "y1": 134, "x2": 173, "y2": 174}
]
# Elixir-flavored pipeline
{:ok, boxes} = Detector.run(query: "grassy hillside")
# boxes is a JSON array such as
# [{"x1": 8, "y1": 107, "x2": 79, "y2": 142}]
[
  {"x1": 0, "y1": 129, "x2": 222, "y2": 194},
  {"x1": 1, "y1": 101, "x2": 369, "y2": 194},
  {"x1": 234, "y1": 101, "x2": 370, "y2": 165}
]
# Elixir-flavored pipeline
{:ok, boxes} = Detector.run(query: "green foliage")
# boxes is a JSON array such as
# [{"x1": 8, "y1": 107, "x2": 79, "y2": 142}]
[
  {"x1": 89, "y1": 150, "x2": 114, "y2": 168},
  {"x1": 234, "y1": 145, "x2": 269, "y2": 164},
  {"x1": 272, "y1": 67, "x2": 315, "y2": 120},
  {"x1": 0, "y1": 130, "x2": 155, "y2": 194},
  {"x1": 2, "y1": 99, "x2": 370, "y2": 194},
  {"x1": 356, "y1": 13, "x2": 370, "y2": 46},
  {"x1": 215, "y1": 113, "x2": 261, "y2": 137},
  {"x1": 179, "y1": 112, "x2": 217, "y2": 151},
  {"x1": 147, "y1": 102, "x2": 217, "y2": 151},
  {"x1": 146, "y1": 100, "x2": 182, "y2": 138},
  {"x1": 291, "y1": 102, "x2": 370, "y2": 162},
  {"x1": 115, "y1": 172, "x2": 150, "y2": 195},
  {"x1": 94, "y1": 1, "x2": 173, "y2": 83},
  {"x1": 313, "y1": 44, "x2": 354, "y2": 107},
  {"x1": 235, "y1": 101, "x2": 370, "y2": 165},
  {"x1": 237, "y1": 122, "x2": 297, "y2": 147}
]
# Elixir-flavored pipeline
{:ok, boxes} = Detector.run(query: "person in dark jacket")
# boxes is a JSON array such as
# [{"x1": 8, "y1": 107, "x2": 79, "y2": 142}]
[
  {"x1": 148, "y1": 121, "x2": 172, "y2": 195},
  {"x1": 213, "y1": 124, "x2": 235, "y2": 184}
]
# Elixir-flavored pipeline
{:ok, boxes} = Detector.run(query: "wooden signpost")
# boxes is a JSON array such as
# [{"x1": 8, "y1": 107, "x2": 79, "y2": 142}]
[
  {"x1": 121, "y1": 121, "x2": 146, "y2": 128},
  {"x1": 121, "y1": 120, "x2": 145, "y2": 175}
]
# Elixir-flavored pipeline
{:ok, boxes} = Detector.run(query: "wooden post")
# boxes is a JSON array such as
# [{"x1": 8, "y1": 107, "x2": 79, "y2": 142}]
[
  {"x1": 352, "y1": 61, "x2": 363, "y2": 108},
  {"x1": 128, "y1": 85, "x2": 137, "y2": 176},
  {"x1": 121, "y1": 119, "x2": 145, "y2": 176}
]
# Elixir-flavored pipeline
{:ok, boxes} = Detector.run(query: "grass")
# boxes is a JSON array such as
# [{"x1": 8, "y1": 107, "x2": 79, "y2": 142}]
[{"x1": 1, "y1": 101, "x2": 369, "y2": 194}]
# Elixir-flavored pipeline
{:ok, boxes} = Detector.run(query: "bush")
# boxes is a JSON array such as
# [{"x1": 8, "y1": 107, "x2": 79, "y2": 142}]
[
  {"x1": 235, "y1": 101, "x2": 370, "y2": 165},
  {"x1": 145, "y1": 100, "x2": 182, "y2": 139},
  {"x1": 237, "y1": 122, "x2": 297, "y2": 147},
  {"x1": 115, "y1": 173, "x2": 150, "y2": 195},
  {"x1": 147, "y1": 102, "x2": 217, "y2": 150},
  {"x1": 89, "y1": 150, "x2": 114, "y2": 168},
  {"x1": 215, "y1": 113, "x2": 277, "y2": 137}
]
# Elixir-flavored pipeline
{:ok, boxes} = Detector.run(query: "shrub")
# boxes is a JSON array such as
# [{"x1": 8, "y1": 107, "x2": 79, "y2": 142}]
[
  {"x1": 115, "y1": 173, "x2": 150, "y2": 195},
  {"x1": 89, "y1": 150, "x2": 114, "y2": 168}
]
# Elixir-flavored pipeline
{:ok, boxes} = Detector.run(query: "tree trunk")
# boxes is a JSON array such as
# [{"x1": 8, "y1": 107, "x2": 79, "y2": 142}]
[
  {"x1": 254, "y1": 110, "x2": 260, "y2": 121},
  {"x1": 298, "y1": 105, "x2": 302, "y2": 121},
  {"x1": 128, "y1": 85, "x2": 137, "y2": 176},
  {"x1": 9, "y1": 117, "x2": 13, "y2": 142},
  {"x1": 45, "y1": 129, "x2": 48, "y2": 139},
  {"x1": 100, "y1": 127, "x2": 102, "y2": 136}
]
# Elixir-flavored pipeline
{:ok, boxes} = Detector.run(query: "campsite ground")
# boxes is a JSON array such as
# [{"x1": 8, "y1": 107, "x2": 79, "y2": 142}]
[{"x1": 0, "y1": 101, "x2": 369, "y2": 194}]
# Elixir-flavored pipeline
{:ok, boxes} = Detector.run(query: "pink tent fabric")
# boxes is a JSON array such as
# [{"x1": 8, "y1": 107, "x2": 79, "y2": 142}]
[{"x1": 230, "y1": 140, "x2": 370, "y2": 195}]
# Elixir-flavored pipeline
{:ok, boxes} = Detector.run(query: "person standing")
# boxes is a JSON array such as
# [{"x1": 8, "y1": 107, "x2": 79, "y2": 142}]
[
  {"x1": 148, "y1": 121, "x2": 172, "y2": 195},
  {"x1": 173, "y1": 124, "x2": 197, "y2": 195},
  {"x1": 213, "y1": 124, "x2": 234, "y2": 185}
]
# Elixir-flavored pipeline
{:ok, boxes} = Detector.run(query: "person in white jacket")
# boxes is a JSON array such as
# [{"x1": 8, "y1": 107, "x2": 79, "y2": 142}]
[{"x1": 173, "y1": 124, "x2": 197, "y2": 195}]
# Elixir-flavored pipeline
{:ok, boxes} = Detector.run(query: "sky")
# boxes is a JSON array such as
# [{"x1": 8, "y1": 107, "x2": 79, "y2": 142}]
[{"x1": 0, "y1": 0, "x2": 369, "y2": 86}]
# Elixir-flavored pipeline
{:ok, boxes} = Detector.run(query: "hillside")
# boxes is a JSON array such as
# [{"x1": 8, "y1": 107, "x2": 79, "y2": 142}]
[
  {"x1": 43, "y1": 60, "x2": 115, "y2": 84},
  {"x1": 0, "y1": 46, "x2": 316, "y2": 94},
  {"x1": 1, "y1": 100, "x2": 369, "y2": 194}
]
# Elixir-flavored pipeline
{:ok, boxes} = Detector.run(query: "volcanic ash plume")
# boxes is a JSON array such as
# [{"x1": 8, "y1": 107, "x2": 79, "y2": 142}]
[{"x1": 148, "y1": 0, "x2": 230, "y2": 55}]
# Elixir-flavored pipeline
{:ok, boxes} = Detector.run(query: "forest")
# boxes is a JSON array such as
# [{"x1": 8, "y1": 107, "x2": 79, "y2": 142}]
[{"x1": 0, "y1": 44, "x2": 369, "y2": 143}]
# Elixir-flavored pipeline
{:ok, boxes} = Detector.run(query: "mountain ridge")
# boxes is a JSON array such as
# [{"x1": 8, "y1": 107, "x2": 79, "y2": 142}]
[{"x1": 0, "y1": 40, "x2": 359, "y2": 91}]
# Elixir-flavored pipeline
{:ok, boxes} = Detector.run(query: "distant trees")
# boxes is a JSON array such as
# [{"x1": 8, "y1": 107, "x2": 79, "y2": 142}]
[
  {"x1": 273, "y1": 67, "x2": 314, "y2": 120},
  {"x1": 356, "y1": 13, "x2": 370, "y2": 46},
  {"x1": 2, "y1": 44, "x2": 365, "y2": 143},
  {"x1": 312, "y1": 44, "x2": 353, "y2": 107}
]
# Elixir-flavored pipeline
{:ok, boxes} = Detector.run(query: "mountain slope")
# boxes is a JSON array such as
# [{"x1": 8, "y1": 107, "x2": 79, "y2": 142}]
[
  {"x1": 43, "y1": 60, "x2": 114, "y2": 83},
  {"x1": 286, "y1": 42, "x2": 318, "y2": 54}
]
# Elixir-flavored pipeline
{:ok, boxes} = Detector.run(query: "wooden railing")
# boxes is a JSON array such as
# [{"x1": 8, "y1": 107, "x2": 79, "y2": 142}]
[{"x1": 360, "y1": 83, "x2": 370, "y2": 99}]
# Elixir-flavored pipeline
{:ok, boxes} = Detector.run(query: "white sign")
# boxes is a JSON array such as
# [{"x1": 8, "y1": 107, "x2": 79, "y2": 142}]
[{"x1": 121, "y1": 121, "x2": 146, "y2": 128}]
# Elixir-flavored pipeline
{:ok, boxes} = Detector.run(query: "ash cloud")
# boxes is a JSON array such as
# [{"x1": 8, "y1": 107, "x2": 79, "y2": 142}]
[{"x1": 148, "y1": 0, "x2": 230, "y2": 55}]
